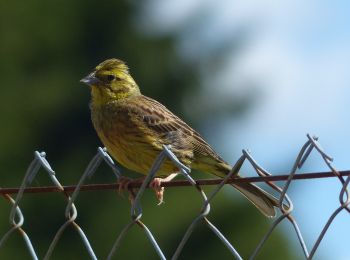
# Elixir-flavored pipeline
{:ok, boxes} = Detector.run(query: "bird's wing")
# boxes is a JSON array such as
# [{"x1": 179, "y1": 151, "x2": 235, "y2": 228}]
[{"x1": 126, "y1": 95, "x2": 223, "y2": 161}]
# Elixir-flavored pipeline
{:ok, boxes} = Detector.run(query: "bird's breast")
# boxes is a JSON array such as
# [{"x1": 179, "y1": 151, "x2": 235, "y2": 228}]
[{"x1": 91, "y1": 104, "x2": 177, "y2": 175}]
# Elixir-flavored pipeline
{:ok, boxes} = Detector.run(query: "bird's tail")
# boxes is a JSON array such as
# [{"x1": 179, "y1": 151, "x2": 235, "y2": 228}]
[
  {"x1": 231, "y1": 182, "x2": 279, "y2": 218},
  {"x1": 196, "y1": 160, "x2": 280, "y2": 218}
]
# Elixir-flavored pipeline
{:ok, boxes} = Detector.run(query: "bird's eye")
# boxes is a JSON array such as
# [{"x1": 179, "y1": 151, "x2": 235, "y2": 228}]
[{"x1": 107, "y1": 75, "x2": 116, "y2": 81}]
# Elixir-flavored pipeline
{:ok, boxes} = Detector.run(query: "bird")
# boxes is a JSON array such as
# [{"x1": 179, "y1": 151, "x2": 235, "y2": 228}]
[{"x1": 80, "y1": 58, "x2": 279, "y2": 217}]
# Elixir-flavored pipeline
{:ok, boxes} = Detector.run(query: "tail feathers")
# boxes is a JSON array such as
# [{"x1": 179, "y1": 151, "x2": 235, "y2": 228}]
[
  {"x1": 194, "y1": 159, "x2": 280, "y2": 217},
  {"x1": 232, "y1": 182, "x2": 279, "y2": 218}
]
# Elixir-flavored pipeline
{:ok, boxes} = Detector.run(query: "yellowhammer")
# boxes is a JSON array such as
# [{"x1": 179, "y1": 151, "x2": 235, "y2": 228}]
[{"x1": 81, "y1": 58, "x2": 279, "y2": 217}]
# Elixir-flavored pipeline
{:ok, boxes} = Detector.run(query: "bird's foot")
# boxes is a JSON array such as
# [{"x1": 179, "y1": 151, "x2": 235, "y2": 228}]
[
  {"x1": 149, "y1": 178, "x2": 165, "y2": 205},
  {"x1": 118, "y1": 174, "x2": 178, "y2": 205},
  {"x1": 149, "y1": 173, "x2": 179, "y2": 205},
  {"x1": 117, "y1": 176, "x2": 134, "y2": 194},
  {"x1": 117, "y1": 176, "x2": 140, "y2": 203}
]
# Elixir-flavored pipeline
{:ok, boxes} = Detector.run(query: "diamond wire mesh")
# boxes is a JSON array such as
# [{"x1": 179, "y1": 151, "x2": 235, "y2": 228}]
[{"x1": 0, "y1": 134, "x2": 349, "y2": 259}]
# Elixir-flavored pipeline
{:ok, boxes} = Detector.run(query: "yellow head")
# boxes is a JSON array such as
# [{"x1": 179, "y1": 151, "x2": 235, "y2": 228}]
[{"x1": 80, "y1": 58, "x2": 141, "y2": 106}]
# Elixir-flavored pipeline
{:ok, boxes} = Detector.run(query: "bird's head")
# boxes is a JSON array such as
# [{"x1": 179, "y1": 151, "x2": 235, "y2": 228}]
[{"x1": 81, "y1": 58, "x2": 141, "y2": 105}]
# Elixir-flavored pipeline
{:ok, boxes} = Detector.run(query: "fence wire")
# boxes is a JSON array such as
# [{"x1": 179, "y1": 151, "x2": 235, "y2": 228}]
[{"x1": 0, "y1": 134, "x2": 349, "y2": 259}]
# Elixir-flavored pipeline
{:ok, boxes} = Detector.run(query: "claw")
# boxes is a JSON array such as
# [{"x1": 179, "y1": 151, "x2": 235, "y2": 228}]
[
  {"x1": 117, "y1": 176, "x2": 139, "y2": 204},
  {"x1": 149, "y1": 173, "x2": 179, "y2": 205},
  {"x1": 150, "y1": 178, "x2": 165, "y2": 205},
  {"x1": 117, "y1": 176, "x2": 133, "y2": 194},
  {"x1": 128, "y1": 189, "x2": 137, "y2": 204},
  {"x1": 117, "y1": 173, "x2": 178, "y2": 205}
]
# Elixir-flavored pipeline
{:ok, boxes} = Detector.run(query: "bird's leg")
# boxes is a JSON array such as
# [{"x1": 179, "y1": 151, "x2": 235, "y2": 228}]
[
  {"x1": 118, "y1": 174, "x2": 178, "y2": 205},
  {"x1": 117, "y1": 176, "x2": 145, "y2": 203},
  {"x1": 149, "y1": 173, "x2": 179, "y2": 205},
  {"x1": 117, "y1": 176, "x2": 134, "y2": 194}
]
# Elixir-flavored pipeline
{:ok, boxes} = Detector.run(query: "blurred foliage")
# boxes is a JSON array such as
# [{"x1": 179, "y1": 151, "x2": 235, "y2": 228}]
[{"x1": 0, "y1": 0, "x2": 296, "y2": 259}]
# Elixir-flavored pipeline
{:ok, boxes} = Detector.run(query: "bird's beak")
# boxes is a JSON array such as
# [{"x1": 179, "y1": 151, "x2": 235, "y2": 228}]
[{"x1": 80, "y1": 72, "x2": 100, "y2": 86}]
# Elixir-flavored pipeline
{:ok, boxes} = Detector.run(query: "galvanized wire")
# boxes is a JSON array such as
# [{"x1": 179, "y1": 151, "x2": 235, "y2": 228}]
[{"x1": 0, "y1": 134, "x2": 348, "y2": 259}]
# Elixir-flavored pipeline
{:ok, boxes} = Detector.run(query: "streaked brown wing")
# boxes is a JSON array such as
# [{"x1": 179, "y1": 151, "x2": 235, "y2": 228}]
[{"x1": 126, "y1": 95, "x2": 223, "y2": 162}]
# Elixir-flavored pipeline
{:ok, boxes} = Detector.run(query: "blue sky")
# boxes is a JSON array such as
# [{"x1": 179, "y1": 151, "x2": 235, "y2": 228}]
[{"x1": 141, "y1": 1, "x2": 350, "y2": 259}]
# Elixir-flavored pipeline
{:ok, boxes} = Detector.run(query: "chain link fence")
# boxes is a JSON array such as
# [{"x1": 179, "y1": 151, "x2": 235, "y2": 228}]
[{"x1": 0, "y1": 134, "x2": 349, "y2": 259}]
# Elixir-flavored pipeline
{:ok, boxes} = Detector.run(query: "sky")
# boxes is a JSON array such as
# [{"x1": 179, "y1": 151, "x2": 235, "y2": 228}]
[{"x1": 142, "y1": 1, "x2": 350, "y2": 259}]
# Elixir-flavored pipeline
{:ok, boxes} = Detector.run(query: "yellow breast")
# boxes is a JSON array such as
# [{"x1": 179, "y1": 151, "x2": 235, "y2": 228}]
[{"x1": 91, "y1": 104, "x2": 178, "y2": 176}]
